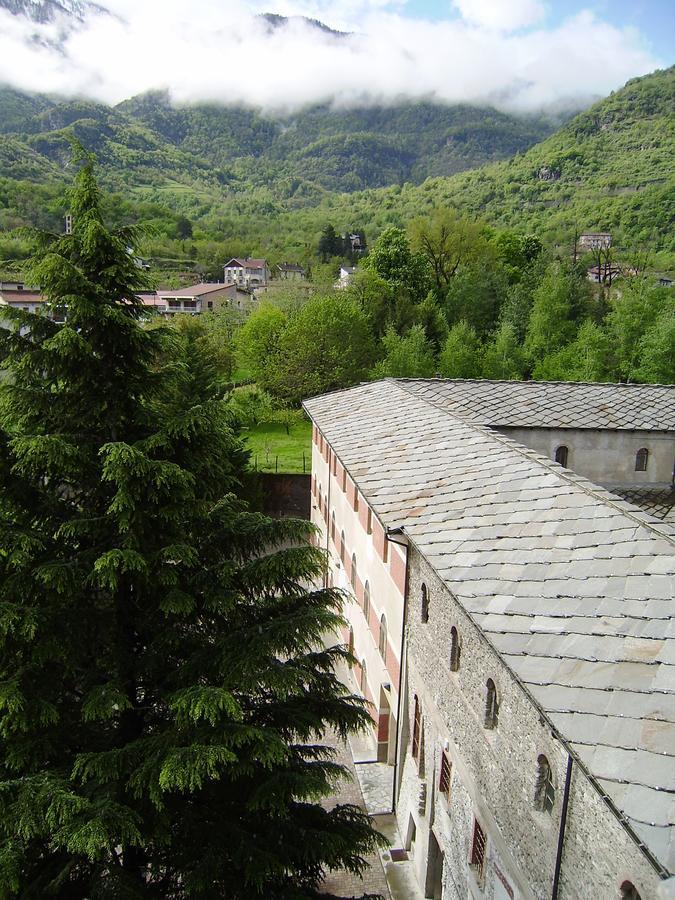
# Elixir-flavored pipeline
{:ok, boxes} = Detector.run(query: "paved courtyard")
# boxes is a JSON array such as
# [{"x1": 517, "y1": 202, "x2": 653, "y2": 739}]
[
  {"x1": 319, "y1": 729, "x2": 424, "y2": 900},
  {"x1": 320, "y1": 732, "x2": 390, "y2": 898}
]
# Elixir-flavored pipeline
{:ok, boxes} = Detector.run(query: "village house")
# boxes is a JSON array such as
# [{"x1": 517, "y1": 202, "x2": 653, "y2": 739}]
[
  {"x1": 154, "y1": 283, "x2": 253, "y2": 315},
  {"x1": 0, "y1": 285, "x2": 70, "y2": 322},
  {"x1": 222, "y1": 257, "x2": 270, "y2": 288},
  {"x1": 276, "y1": 262, "x2": 306, "y2": 281},
  {"x1": 304, "y1": 379, "x2": 675, "y2": 900},
  {"x1": 579, "y1": 232, "x2": 612, "y2": 251},
  {"x1": 0, "y1": 285, "x2": 47, "y2": 316},
  {"x1": 335, "y1": 266, "x2": 357, "y2": 289}
]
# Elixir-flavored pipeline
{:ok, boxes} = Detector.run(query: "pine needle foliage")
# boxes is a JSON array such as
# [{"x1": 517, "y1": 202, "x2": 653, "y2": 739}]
[{"x1": 0, "y1": 152, "x2": 383, "y2": 899}]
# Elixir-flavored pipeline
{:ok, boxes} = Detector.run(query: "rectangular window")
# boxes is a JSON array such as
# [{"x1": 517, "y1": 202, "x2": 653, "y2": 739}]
[
  {"x1": 412, "y1": 697, "x2": 421, "y2": 760},
  {"x1": 470, "y1": 818, "x2": 487, "y2": 879},
  {"x1": 439, "y1": 751, "x2": 452, "y2": 798},
  {"x1": 367, "y1": 508, "x2": 373, "y2": 535},
  {"x1": 342, "y1": 468, "x2": 346, "y2": 491}
]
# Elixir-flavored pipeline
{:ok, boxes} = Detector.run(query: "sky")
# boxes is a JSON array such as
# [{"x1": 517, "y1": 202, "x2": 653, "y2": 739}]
[{"x1": 0, "y1": 0, "x2": 671, "y2": 114}]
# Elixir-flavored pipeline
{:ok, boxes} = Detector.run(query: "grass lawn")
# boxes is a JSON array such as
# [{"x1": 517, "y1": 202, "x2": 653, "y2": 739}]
[
  {"x1": 244, "y1": 420, "x2": 312, "y2": 474},
  {"x1": 231, "y1": 351, "x2": 254, "y2": 384}
]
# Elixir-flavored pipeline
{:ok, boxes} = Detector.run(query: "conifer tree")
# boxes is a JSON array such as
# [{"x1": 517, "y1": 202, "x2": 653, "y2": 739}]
[{"x1": 0, "y1": 153, "x2": 383, "y2": 898}]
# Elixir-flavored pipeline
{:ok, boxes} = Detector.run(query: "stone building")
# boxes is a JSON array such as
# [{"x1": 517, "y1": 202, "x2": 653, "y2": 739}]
[{"x1": 304, "y1": 379, "x2": 675, "y2": 900}]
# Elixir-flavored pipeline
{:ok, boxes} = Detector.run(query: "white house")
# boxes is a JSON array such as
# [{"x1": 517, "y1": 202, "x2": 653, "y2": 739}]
[{"x1": 222, "y1": 258, "x2": 270, "y2": 288}]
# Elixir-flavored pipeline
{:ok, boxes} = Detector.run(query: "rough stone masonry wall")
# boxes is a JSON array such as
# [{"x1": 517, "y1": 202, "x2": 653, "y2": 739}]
[{"x1": 396, "y1": 547, "x2": 662, "y2": 900}]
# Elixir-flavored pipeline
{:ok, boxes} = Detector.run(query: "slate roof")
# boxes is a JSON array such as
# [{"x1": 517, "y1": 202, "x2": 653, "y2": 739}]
[
  {"x1": 401, "y1": 378, "x2": 675, "y2": 431},
  {"x1": 304, "y1": 380, "x2": 675, "y2": 875},
  {"x1": 613, "y1": 487, "x2": 675, "y2": 524}
]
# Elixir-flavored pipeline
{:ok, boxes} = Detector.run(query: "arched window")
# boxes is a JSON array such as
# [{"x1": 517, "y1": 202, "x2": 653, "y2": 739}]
[
  {"x1": 351, "y1": 553, "x2": 357, "y2": 590},
  {"x1": 379, "y1": 614, "x2": 388, "y2": 662},
  {"x1": 421, "y1": 583, "x2": 429, "y2": 623},
  {"x1": 554, "y1": 445, "x2": 569, "y2": 467},
  {"x1": 484, "y1": 679, "x2": 499, "y2": 729},
  {"x1": 620, "y1": 882, "x2": 641, "y2": 900},
  {"x1": 363, "y1": 580, "x2": 371, "y2": 623},
  {"x1": 340, "y1": 530, "x2": 346, "y2": 564},
  {"x1": 360, "y1": 658, "x2": 368, "y2": 695},
  {"x1": 450, "y1": 627, "x2": 461, "y2": 672},
  {"x1": 534, "y1": 755, "x2": 555, "y2": 813},
  {"x1": 635, "y1": 448, "x2": 649, "y2": 472},
  {"x1": 347, "y1": 626, "x2": 354, "y2": 668},
  {"x1": 331, "y1": 510, "x2": 336, "y2": 542}
]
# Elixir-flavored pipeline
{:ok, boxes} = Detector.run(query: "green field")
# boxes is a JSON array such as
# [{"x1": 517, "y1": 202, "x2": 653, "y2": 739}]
[{"x1": 244, "y1": 420, "x2": 312, "y2": 474}]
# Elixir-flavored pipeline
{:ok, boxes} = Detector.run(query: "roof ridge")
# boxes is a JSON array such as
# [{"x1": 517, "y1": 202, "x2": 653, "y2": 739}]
[
  {"x1": 392, "y1": 377, "x2": 675, "y2": 390},
  {"x1": 392, "y1": 380, "x2": 675, "y2": 546}
]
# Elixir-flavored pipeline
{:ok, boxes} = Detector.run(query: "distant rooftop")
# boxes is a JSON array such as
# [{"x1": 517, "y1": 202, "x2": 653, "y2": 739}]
[
  {"x1": 402, "y1": 379, "x2": 675, "y2": 432},
  {"x1": 223, "y1": 258, "x2": 267, "y2": 269},
  {"x1": 157, "y1": 283, "x2": 233, "y2": 298},
  {"x1": 305, "y1": 379, "x2": 675, "y2": 874}
]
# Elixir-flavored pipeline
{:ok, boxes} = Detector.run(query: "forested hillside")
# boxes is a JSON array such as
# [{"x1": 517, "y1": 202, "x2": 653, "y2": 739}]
[
  {"x1": 0, "y1": 65, "x2": 672, "y2": 277},
  {"x1": 0, "y1": 86, "x2": 557, "y2": 195},
  {"x1": 296, "y1": 65, "x2": 675, "y2": 261}
]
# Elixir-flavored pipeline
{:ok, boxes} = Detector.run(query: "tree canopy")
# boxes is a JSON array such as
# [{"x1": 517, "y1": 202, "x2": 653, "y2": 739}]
[{"x1": 0, "y1": 154, "x2": 383, "y2": 898}]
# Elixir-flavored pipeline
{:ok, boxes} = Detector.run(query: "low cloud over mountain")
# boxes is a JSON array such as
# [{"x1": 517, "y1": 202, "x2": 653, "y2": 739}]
[{"x1": 0, "y1": 0, "x2": 661, "y2": 114}]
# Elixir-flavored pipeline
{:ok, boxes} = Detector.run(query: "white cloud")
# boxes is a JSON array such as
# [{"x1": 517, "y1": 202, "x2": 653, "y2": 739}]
[
  {"x1": 0, "y1": 3, "x2": 661, "y2": 115},
  {"x1": 452, "y1": 0, "x2": 545, "y2": 32}
]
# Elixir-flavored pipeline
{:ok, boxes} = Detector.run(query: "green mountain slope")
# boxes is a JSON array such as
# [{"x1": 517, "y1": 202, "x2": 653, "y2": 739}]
[
  {"x1": 307, "y1": 65, "x2": 675, "y2": 252},
  {"x1": 0, "y1": 66, "x2": 672, "y2": 274},
  {"x1": 116, "y1": 92, "x2": 556, "y2": 190},
  {"x1": 0, "y1": 85, "x2": 559, "y2": 200}
]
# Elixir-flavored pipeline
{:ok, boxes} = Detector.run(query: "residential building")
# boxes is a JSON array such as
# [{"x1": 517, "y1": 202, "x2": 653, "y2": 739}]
[
  {"x1": 579, "y1": 232, "x2": 612, "y2": 251},
  {"x1": 304, "y1": 379, "x2": 675, "y2": 900},
  {"x1": 155, "y1": 283, "x2": 246, "y2": 315},
  {"x1": 276, "y1": 262, "x2": 306, "y2": 281},
  {"x1": 0, "y1": 286, "x2": 47, "y2": 316},
  {"x1": 222, "y1": 258, "x2": 270, "y2": 288},
  {"x1": 335, "y1": 266, "x2": 356, "y2": 290}
]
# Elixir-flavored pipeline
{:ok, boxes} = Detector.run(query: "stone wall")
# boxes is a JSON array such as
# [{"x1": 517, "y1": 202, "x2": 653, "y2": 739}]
[
  {"x1": 499, "y1": 428, "x2": 674, "y2": 489},
  {"x1": 260, "y1": 473, "x2": 310, "y2": 519},
  {"x1": 395, "y1": 546, "x2": 662, "y2": 900}
]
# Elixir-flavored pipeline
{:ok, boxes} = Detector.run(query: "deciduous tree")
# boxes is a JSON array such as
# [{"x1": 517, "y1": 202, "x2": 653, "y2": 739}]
[
  {"x1": 438, "y1": 320, "x2": 482, "y2": 378},
  {"x1": 371, "y1": 324, "x2": 437, "y2": 378},
  {"x1": 409, "y1": 209, "x2": 491, "y2": 298}
]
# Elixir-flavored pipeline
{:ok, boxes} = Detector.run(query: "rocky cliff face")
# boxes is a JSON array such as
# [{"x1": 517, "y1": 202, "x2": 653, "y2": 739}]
[{"x1": 0, "y1": 0, "x2": 105, "y2": 24}]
